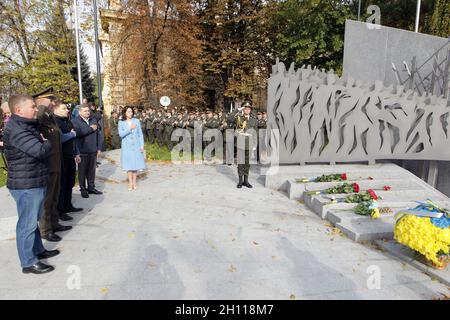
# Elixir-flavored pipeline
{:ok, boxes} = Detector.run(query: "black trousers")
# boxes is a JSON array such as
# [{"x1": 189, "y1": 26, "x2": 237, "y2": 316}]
[
  {"x1": 78, "y1": 153, "x2": 97, "y2": 192},
  {"x1": 40, "y1": 172, "x2": 61, "y2": 236},
  {"x1": 58, "y1": 157, "x2": 76, "y2": 214}
]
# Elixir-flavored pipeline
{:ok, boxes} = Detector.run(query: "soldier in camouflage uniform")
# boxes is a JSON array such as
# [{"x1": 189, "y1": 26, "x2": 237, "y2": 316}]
[
  {"x1": 203, "y1": 110, "x2": 221, "y2": 162},
  {"x1": 224, "y1": 109, "x2": 237, "y2": 166},
  {"x1": 156, "y1": 110, "x2": 166, "y2": 148},
  {"x1": 235, "y1": 100, "x2": 257, "y2": 188},
  {"x1": 256, "y1": 112, "x2": 266, "y2": 163},
  {"x1": 108, "y1": 111, "x2": 121, "y2": 150},
  {"x1": 164, "y1": 111, "x2": 176, "y2": 150},
  {"x1": 146, "y1": 107, "x2": 156, "y2": 144},
  {"x1": 187, "y1": 112, "x2": 196, "y2": 155}
]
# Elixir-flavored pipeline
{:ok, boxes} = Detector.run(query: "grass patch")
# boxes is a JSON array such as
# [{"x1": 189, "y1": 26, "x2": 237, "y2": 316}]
[
  {"x1": 0, "y1": 155, "x2": 7, "y2": 188},
  {"x1": 144, "y1": 142, "x2": 173, "y2": 162}
]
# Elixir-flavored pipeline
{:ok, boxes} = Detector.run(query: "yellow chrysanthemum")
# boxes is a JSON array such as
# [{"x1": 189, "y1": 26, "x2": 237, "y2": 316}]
[{"x1": 394, "y1": 215, "x2": 450, "y2": 267}]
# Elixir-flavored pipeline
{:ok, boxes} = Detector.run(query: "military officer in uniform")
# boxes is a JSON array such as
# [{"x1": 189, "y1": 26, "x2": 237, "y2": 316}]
[
  {"x1": 235, "y1": 100, "x2": 257, "y2": 189},
  {"x1": 34, "y1": 88, "x2": 72, "y2": 242}
]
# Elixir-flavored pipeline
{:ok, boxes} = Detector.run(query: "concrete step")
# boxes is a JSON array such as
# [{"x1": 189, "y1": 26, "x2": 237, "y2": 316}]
[
  {"x1": 309, "y1": 191, "x2": 449, "y2": 218},
  {"x1": 288, "y1": 178, "x2": 426, "y2": 200},
  {"x1": 315, "y1": 200, "x2": 450, "y2": 242},
  {"x1": 263, "y1": 163, "x2": 409, "y2": 190},
  {"x1": 336, "y1": 219, "x2": 395, "y2": 242},
  {"x1": 374, "y1": 240, "x2": 450, "y2": 287}
]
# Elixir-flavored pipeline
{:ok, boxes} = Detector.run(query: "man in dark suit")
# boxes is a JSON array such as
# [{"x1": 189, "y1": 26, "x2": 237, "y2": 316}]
[
  {"x1": 35, "y1": 90, "x2": 72, "y2": 242},
  {"x1": 53, "y1": 101, "x2": 83, "y2": 220},
  {"x1": 72, "y1": 104, "x2": 103, "y2": 198}
]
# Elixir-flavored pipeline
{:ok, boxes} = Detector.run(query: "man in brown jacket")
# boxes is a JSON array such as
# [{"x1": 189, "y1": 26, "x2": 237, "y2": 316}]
[{"x1": 35, "y1": 89, "x2": 72, "y2": 242}]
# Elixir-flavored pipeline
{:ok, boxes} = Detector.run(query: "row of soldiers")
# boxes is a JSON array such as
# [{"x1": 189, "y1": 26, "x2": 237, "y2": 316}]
[{"x1": 109, "y1": 106, "x2": 268, "y2": 152}]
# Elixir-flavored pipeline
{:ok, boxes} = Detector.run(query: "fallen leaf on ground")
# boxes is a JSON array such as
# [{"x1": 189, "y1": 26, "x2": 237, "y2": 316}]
[
  {"x1": 228, "y1": 264, "x2": 236, "y2": 272},
  {"x1": 100, "y1": 287, "x2": 109, "y2": 294},
  {"x1": 128, "y1": 232, "x2": 135, "y2": 239},
  {"x1": 253, "y1": 241, "x2": 259, "y2": 245},
  {"x1": 290, "y1": 294, "x2": 296, "y2": 300}
]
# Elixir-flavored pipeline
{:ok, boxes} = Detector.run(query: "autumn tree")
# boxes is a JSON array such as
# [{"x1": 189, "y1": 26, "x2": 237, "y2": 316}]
[
  {"x1": 117, "y1": 0, "x2": 206, "y2": 108},
  {"x1": 196, "y1": 0, "x2": 269, "y2": 109},
  {"x1": 0, "y1": 0, "x2": 46, "y2": 94}
]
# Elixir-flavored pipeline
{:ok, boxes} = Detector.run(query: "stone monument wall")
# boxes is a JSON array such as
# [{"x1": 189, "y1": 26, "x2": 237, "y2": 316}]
[{"x1": 267, "y1": 60, "x2": 449, "y2": 165}]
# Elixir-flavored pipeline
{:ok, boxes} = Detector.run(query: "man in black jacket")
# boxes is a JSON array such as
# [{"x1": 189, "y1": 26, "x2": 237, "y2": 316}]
[
  {"x1": 3, "y1": 94, "x2": 59, "y2": 274},
  {"x1": 35, "y1": 92, "x2": 72, "y2": 242},
  {"x1": 53, "y1": 101, "x2": 83, "y2": 220},
  {"x1": 72, "y1": 104, "x2": 103, "y2": 198}
]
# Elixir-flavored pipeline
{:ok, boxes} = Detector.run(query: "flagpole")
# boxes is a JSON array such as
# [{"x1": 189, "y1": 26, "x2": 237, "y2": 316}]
[
  {"x1": 357, "y1": 0, "x2": 361, "y2": 21},
  {"x1": 93, "y1": 0, "x2": 103, "y2": 109},
  {"x1": 415, "y1": 0, "x2": 421, "y2": 33},
  {"x1": 73, "y1": 0, "x2": 83, "y2": 104}
]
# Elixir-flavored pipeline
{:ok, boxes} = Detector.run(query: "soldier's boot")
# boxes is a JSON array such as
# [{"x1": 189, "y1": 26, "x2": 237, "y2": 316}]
[
  {"x1": 243, "y1": 175, "x2": 253, "y2": 188},
  {"x1": 237, "y1": 175, "x2": 243, "y2": 189}
]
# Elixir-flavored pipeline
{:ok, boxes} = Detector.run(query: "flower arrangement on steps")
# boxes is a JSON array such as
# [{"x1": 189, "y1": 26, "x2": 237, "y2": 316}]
[
  {"x1": 305, "y1": 183, "x2": 392, "y2": 196},
  {"x1": 296, "y1": 173, "x2": 348, "y2": 183},
  {"x1": 394, "y1": 200, "x2": 450, "y2": 270},
  {"x1": 300, "y1": 175, "x2": 394, "y2": 219}
]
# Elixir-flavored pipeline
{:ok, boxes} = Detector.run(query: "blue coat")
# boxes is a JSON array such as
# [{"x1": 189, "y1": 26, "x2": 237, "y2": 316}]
[{"x1": 119, "y1": 118, "x2": 146, "y2": 171}]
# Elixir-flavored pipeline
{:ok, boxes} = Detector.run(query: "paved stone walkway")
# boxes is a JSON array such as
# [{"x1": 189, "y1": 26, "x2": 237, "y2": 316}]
[{"x1": 0, "y1": 158, "x2": 448, "y2": 299}]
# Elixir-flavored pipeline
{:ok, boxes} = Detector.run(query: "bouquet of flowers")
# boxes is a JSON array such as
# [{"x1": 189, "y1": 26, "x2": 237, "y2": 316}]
[
  {"x1": 355, "y1": 201, "x2": 380, "y2": 219},
  {"x1": 344, "y1": 189, "x2": 378, "y2": 203},
  {"x1": 296, "y1": 173, "x2": 347, "y2": 183},
  {"x1": 394, "y1": 200, "x2": 450, "y2": 269},
  {"x1": 325, "y1": 183, "x2": 360, "y2": 194}
]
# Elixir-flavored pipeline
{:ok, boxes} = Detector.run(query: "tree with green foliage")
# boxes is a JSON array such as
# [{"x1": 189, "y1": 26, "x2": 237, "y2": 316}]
[
  {"x1": 79, "y1": 47, "x2": 96, "y2": 103},
  {"x1": 427, "y1": 0, "x2": 450, "y2": 37},
  {"x1": 264, "y1": 0, "x2": 355, "y2": 75},
  {"x1": 31, "y1": 0, "x2": 79, "y2": 101}
]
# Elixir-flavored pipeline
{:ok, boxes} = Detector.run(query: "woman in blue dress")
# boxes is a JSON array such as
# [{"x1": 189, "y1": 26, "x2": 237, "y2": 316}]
[{"x1": 119, "y1": 107, "x2": 146, "y2": 190}]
